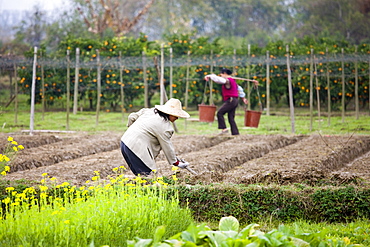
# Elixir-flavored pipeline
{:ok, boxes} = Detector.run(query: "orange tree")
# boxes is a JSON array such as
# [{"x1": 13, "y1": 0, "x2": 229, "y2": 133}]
[{"x1": 16, "y1": 35, "x2": 369, "y2": 111}]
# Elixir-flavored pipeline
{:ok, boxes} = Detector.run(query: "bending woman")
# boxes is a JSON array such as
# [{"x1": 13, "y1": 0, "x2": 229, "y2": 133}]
[{"x1": 120, "y1": 98, "x2": 190, "y2": 176}]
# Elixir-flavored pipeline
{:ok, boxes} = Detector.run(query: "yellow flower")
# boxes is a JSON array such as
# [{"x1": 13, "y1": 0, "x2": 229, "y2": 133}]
[
  {"x1": 42, "y1": 173, "x2": 48, "y2": 177},
  {"x1": 1, "y1": 171, "x2": 7, "y2": 176},
  {"x1": 18, "y1": 145, "x2": 24, "y2": 150},
  {"x1": 4, "y1": 155, "x2": 10, "y2": 162},
  {"x1": 61, "y1": 182, "x2": 70, "y2": 187},
  {"x1": 7, "y1": 136, "x2": 13, "y2": 142},
  {"x1": 2, "y1": 197, "x2": 11, "y2": 204},
  {"x1": 172, "y1": 166, "x2": 179, "y2": 171},
  {"x1": 4, "y1": 166, "x2": 10, "y2": 172},
  {"x1": 11, "y1": 141, "x2": 18, "y2": 145},
  {"x1": 6, "y1": 187, "x2": 15, "y2": 192},
  {"x1": 13, "y1": 146, "x2": 18, "y2": 152},
  {"x1": 39, "y1": 185, "x2": 48, "y2": 192}
]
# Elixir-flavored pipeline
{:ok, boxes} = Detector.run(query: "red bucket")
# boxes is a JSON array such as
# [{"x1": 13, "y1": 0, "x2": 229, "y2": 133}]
[
  {"x1": 244, "y1": 110, "x2": 261, "y2": 128},
  {"x1": 198, "y1": 104, "x2": 217, "y2": 123}
]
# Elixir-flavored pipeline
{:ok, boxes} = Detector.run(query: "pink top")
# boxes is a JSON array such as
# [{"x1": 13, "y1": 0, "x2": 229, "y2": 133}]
[{"x1": 222, "y1": 77, "x2": 238, "y2": 101}]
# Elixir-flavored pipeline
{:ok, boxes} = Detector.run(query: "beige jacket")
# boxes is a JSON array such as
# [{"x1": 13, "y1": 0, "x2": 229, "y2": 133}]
[{"x1": 121, "y1": 108, "x2": 177, "y2": 170}]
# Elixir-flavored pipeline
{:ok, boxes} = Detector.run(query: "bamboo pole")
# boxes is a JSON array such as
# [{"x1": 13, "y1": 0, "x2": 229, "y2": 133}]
[
  {"x1": 169, "y1": 47, "x2": 173, "y2": 99},
  {"x1": 14, "y1": 63, "x2": 18, "y2": 124},
  {"x1": 286, "y1": 45, "x2": 295, "y2": 133},
  {"x1": 247, "y1": 44, "x2": 251, "y2": 110},
  {"x1": 326, "y1": 48, "x2": 331, "y2": 126},
  {"x1": 309, "y1": 49, "x2": 314, "y2": 131},
  {"x1": 233, "y1": 49, "x2": 236, "y2": 74},
  {"x1": 185, "y1": 51, "x2": 190, "y2": 110},
  {"x1": 66, "y1": 50, "x2": 70, "y2": 130},
  {"x1": 41, "y1": 50, "x2": 45, "y2": 120},
  {"x1": 73, "y1": 48, "x2": 80, "y2": 114},
  {"x1": 314, "y1": 55, "x2": 321, "y2": 130},
  {"x1": 354, "y1": 45, "x2": 359, "y2": 120},
  {"x1": 210, "y1": 50, "x2": 214, "y2": 105},
  {"x1": 142, "y1": 51, "x2": 148, "y2": 108},
  {"x1": 95, "y1": 49, "x2": 101, "y2": 127},
  {"x1": 266, "y1": 50, "x2": 270, "y2": 116},
  {"x1": 30, "y1": 47, "x2": 38, "y2": 136},
  {"x1": 341, "y1": 48, "x2": 345, "y2": 123},
  {"x1": 160, "y1": 44, "x2": 165, "y2": 105},
  {"x1": 119, "y1": 51, "x2": 125, "y2": 123}
]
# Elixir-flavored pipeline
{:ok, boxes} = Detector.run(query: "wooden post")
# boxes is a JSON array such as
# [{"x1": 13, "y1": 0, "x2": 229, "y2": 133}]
[
  {"x1": 73, "y1": 48, "x2": 80, "y2": 114},
  {"x1": 169, "y1": 47, "x2": 173, "y2": 99},
  {"x1": 14, "y1": 63, "x2": 18, "y2": 124},
  {"x1": 119, "y1": 51, "x2": 125, "y2": 123},
  {"x1": 160, "y1": 44, "x2": 165, "y2": 105},
  {"x1": 41, "y1": 50, "x2": 45, "y2": 120},
  {"x1": 66, "y1": 50, "x2": 71, "y2": 130},
  {"x1": 95, "y1": 49, "x2": 101, "y2": 126},
  {"x1": 286, "y1": 45, "x2": 295, "y2": 133},
  {"x1": 266, "y1": 50, "x2": 270, "y2": 116},
  {"x1": 142, "y1": 51, "x2": 148, "y2": 108},
  {"x1": 314, "y1": 55, "x2": 321, "y2": 130},
  {"x1": 30, "y1": 47, "x2": 38, "y2": 136},
  {"x1": 354, "y1": 45, "x2": 359, "y2": 120},
  {"x1": 309, "y1": 49, "x2": 314, "y2": 131},
  {"x1": 326, "y1": 48, "x2": 331, "y2": 126},
  {"x1": 341, "y1": 48, "x2": 345, "y2": 123}
]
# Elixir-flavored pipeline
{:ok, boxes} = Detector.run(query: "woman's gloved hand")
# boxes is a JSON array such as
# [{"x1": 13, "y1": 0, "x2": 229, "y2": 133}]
[{"x1": 177, "y1": 161, "x2": 189, "y2": 169}]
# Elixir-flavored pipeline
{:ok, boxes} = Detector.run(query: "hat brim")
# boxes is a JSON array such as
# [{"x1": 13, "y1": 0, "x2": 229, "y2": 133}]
[{"x1": 155, "y1": 105, "x2": 190, "y2": 118}]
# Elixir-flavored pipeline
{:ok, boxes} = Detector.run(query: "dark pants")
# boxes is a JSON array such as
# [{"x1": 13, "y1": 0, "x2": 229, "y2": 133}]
[
  {"x1": 120, "y1": 141, "x2": 152, "y2": 176},
  {"x1": 217, "y1": 97, "x2": 239, "y2": 135}
]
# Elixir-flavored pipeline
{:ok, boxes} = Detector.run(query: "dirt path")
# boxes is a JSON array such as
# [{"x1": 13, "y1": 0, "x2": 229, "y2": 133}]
[{"x1": 2, "y1": 132, "x2": 370, "y2": 187}]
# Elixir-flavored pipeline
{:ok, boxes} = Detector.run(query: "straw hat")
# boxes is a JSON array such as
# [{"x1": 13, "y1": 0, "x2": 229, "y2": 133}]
[{"x1": 155, "y1": 98, "x2": 190, "y2": 118}]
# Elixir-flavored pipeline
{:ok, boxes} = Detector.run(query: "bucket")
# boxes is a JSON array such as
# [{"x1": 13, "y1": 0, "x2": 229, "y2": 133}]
[
  {"x1": 198, "y1": 104, "x2": 217, "y2": 123},
  {"x1": 244, "y1": 110, "x2": 262, "y2": 128}
]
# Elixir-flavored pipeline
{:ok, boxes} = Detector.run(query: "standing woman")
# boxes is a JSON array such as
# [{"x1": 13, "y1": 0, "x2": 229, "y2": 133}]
[
  {"x1": 205, "y1": 68, "x2": 258, "y2": 135},
  {"x1": 120, "y1": 98, "x2": 190, "y2": 176}
]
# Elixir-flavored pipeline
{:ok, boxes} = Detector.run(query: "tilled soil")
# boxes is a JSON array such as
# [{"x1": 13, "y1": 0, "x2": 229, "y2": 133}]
[{"x1": 2, "y1": 132, "x2": 370, "y2": 187}]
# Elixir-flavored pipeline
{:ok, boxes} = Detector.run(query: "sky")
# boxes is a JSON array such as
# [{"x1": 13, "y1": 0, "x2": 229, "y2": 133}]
[{"x1": 0, "y1": 0, "x2": 67, "y2": 11}]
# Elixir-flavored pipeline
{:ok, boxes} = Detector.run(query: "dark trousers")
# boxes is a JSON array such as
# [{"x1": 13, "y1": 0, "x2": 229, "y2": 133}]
[
  {"x1": 217, "y1": 97, "x2": 239, "y2": 135},
  {"x1": 120, "y1": 141, "x2": 152, "y2": 176}
]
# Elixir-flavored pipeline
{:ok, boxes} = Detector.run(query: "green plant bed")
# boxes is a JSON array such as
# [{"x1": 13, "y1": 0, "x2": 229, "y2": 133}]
[{"x1": 173, "y1": 184, "x2": 370, "y2": 224}]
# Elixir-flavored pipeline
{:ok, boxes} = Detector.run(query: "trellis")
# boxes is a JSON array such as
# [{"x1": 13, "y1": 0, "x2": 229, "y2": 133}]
[{"x1": 1, "y1": 45, "x2": 369, "y2": 134}]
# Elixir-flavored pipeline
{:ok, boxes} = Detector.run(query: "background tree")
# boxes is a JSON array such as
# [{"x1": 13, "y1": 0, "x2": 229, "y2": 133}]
[
  {"x1": 75, "y1": 0, "x2": 155, "y2": 38},
  {"x1": 291, "y1": 0, "x2": 370, "y2": 44}
]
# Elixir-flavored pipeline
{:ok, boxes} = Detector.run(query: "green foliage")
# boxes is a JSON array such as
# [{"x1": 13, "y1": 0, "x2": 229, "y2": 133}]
[
  {"x1": 127, "y1": 216, "x2": 358, "y2": 247},
  {"x1": 175, "y1": 184, "x2": 370, "y2": 224}
]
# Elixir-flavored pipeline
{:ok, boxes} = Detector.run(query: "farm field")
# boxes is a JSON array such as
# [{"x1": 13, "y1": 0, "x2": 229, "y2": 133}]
[{"x1": 2, "y1": 131, "x2": 370, "y2": 187}]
